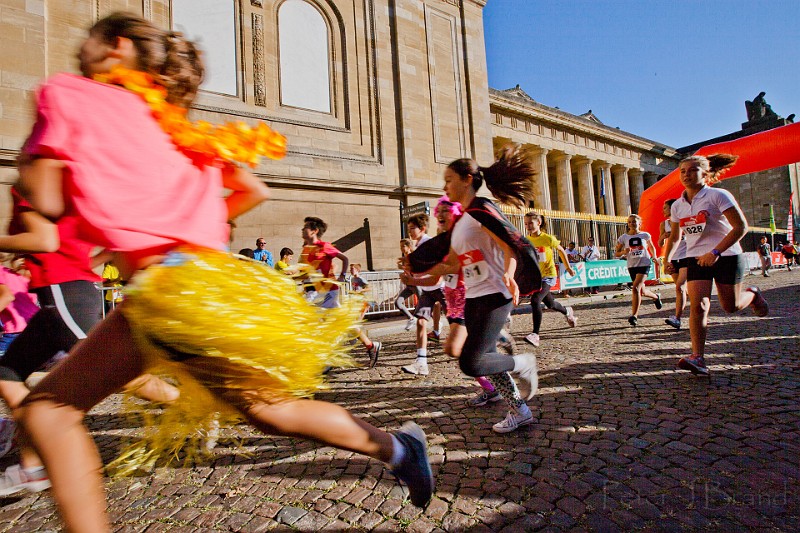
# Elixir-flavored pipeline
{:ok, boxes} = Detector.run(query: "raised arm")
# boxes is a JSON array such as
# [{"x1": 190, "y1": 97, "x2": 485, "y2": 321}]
[
  {"x1": 221, "y1": 164, "x2": 270, "y2": 221},
  {"x1": 0, "y1": 209, "x2": 59, "y2": 253}
]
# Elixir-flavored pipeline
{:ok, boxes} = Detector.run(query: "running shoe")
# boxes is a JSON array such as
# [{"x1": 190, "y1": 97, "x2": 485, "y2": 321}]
[
  {"x1": 677, "y1": 354, "x2": 709, "y2": 376},
  {"x1": 391, "y1": 422, "x2": 434, "y2": 508},
  {"x1": 654, "y1": 294, "x2": 663, "y2": 310},
  {"x1": 512, "y1": 353, "x2": 538, "y2": 400},
  {"x1": 465, "y1": 389, "x2": 502, "y2": 407},
  {"x1": 367, "y1": 341, "x2": 382, "y2": 369},
  {"x1": 0, "y1": 418, "x2": 15, "y2": 459},
  {"x1": 402, "y1": 360, "x2": 429, "y2": 376},
  {"x1": 492, "y1": 404, "x2": 534, "y2": 434},
  {"x1": 628, "y1": 315, "x2": 638, "y2": 327},
  {"x1": 404, "y1": 318, "x2": 416, "y2": 331},
  {"x1": 0, "y1": 465, "x2": 51, "y2": 497},
  {"x1": 426, "y1": 331, "x2": 441, "y2": 343},
  {"x1": 665, "y1": 316, "x2": 681, "y2": 330},
  {"x1": 745, "y1": 287, "x2": 769, "y2": 317},
  {"x1": 524, "y1": 333, "x2": 540, "y2": 347},
  {"x1": 565, "y1": 307, "x2": 577, "y2": 327}
]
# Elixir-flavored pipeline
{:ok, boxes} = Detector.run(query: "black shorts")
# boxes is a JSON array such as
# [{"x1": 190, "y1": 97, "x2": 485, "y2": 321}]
[
  {"x1": 446, "y1": 316, "x2": 465, "y2": 326},
  {"x1": 0, "y1": 281, "x2": 102, "y2": 382},
  {"x1": 628, "y1": 265, "x2": 651, "y2": 281},
  {"x1": 686, "y1": 255, "x2": 746, "y2": 285},
  {"x1": 414, "y1": 288, "x2": 446, "y2": 320},
  {"x1": 671, "y1": 258, "x2": 689, "y2": 271}
]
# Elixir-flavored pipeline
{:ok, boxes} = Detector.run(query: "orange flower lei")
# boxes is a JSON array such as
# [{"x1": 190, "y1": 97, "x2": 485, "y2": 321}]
[{"x1": 94, "y1": 66, "x2": 287, "y2": 167}]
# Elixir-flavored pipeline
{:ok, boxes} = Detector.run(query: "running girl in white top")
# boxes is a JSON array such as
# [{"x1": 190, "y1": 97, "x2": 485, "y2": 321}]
[
  {"x1": 409, "y1": 149, "x2": 539, "y2": 434},
  {"x1": 664, "y1": 154, "x2": 769, "y2": 376},
  {"x1": 660, "y1": 199, "x2": 688, "y2": 329},
  {"x1": 615, "y1": 214, "x2": 663, "y2": 326}
]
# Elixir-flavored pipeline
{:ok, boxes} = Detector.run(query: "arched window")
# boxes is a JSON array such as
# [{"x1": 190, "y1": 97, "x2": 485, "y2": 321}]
[
  {"x1": 278, "y1": 0, "x2": 331, "y2": 113},
  {"x1": 172, "y1": 0, "x2": 238, "y2": 96}
]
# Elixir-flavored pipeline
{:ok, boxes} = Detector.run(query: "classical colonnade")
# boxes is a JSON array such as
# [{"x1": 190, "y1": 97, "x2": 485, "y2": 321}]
[{"x1": 525, "y1": 147, "x2": 664, "y2": 215}]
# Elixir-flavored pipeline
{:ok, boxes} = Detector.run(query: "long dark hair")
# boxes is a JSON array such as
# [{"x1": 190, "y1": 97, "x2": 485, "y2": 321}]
[
  {"x1": 448, "y1": 145, "x2": 535, "y2": 208},
  {"x1": 90, "y1": 12, "x2": 204, "y2": 108}
]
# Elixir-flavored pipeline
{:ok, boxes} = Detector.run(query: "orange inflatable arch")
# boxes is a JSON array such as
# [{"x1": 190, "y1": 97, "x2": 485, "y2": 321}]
[{"x1": 639, "y1": 121, "x2": 800, "y2": 254}]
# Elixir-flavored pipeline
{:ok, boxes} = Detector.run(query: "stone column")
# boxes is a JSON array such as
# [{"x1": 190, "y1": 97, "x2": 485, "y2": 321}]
[
  {"x1": 613, "y1": 164, "x2": 631, "y2": 216},
  {"x1": 643, "y1": 172, "x2": 659, "y2": 190},
  {"x1": 553, "y1": 154, "x2": 575, "y2": 212},
  {"x1": 629, "y1": 169, "x2": 644, "y2": 213},
  {"x1": 575, "y1": 158, "x2": 596, "y2": 214},
  {"x1": 528, "y1": 147, "x2": 552, "y2": 210},
  {"x1": 601, "y1": 165, "x2": 616, "y2": 215}
]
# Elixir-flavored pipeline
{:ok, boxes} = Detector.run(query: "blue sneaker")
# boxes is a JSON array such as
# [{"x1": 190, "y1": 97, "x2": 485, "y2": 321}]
[{"x1": 391, "y1": 422, "x2": 434, "y2": 508}]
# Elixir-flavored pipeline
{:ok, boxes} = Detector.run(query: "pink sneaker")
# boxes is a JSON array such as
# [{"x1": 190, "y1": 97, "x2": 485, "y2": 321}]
[
  {"x1": 745, "y1": 287, "x2": 769, "y2": 317},
  {"x1": 677, "y1": 354, "x2": 709, "y2": 376}
]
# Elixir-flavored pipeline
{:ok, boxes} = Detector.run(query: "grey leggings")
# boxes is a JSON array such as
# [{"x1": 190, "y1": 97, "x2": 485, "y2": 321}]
[
  {"x1": 530, "y1": 282, "x2": 567, "y2": 334},
  {"x1": 461, "y1": 293, "x2": 524, "y2": 409}
]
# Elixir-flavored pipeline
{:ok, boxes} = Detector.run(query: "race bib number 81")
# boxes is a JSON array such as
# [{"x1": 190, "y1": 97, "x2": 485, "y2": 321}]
[{"x1": 459, "y1": 249, "x2": 489, "y2": 287}]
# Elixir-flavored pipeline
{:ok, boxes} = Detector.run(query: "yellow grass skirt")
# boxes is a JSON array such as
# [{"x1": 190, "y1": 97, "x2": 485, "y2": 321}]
[{"x1": 109, "y1": 246, "x2": 361, "y2": 475}]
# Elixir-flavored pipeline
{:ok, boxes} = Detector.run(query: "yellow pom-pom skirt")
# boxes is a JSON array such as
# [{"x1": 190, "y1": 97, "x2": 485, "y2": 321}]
[{"x1": 109, "y1": 245, "x2": 362, "y2": 475}]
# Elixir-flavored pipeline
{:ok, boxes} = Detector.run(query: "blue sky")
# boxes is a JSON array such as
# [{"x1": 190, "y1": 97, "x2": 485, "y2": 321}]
[{"x1": 483, "y1": 0, "x2": 800, "y2": 149}]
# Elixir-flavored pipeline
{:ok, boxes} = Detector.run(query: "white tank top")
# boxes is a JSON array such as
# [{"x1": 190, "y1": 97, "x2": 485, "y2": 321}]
[{"x1": 449, "y1": 213, "x2": 511, "y2": 299}]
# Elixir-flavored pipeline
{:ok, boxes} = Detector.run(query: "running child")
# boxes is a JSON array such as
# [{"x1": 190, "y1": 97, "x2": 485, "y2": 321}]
[
  {"x1": 615, "y1": 214, "x2": 663, "y2": 326},
  {"x1": 15, "y1": 14, "x2": 432, "y2": 531}
]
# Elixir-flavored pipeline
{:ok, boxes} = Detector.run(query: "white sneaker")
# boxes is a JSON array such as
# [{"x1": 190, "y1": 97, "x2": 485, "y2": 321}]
[
  {"x1": 524, "y1": 333, "x2": 540, "y2": 347},
  {"x1": 0, "y1": 418, "x2": 16, "y2": 459},
  {"x1": 492, "y1": 404, "x2": 533, "y2": 433},
  {"x1": 404, "y1": 318, "x2": 416, "y2": 331},
  {"x1": 402, "y1": 360, "x2": 429, "y2": 376},
  {"x1": 565, "y1": 307, "x2": 577, "y2": 327},
  {"x1": 0, "y1": 465, "x2": 51, "y2": 497},
  {"x1": 512, "y1": 353, "x2": 539, "y2": 400}
]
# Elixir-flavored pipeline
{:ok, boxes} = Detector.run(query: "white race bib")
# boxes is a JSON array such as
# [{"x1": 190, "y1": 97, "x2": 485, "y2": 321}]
[
  {"x1": 458, "y1": 249, "x2": 489, "y2": 287},
  {"x1": 680, "y1": 213, "x2": 707, "y2": 244},
  {"x1": 444, "y1": 273, "x2": 459, "y2": 289}
]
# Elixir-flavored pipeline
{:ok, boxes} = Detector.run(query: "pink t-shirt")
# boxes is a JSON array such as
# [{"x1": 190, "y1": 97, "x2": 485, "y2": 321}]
[
  {"x1": 23, "y1": 74, "x2": 229, "y2": 252},
  {"x1": 0, "y1": 267, "x2": 39, "y2": 334}
]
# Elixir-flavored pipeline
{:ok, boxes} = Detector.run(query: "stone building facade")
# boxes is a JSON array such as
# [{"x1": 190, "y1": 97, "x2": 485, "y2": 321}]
[
  {"x1": 0, "y1": 0, "x2": 493, "y2": 269},
  {"x1": 489, "y1": 86, "x2": 679, "y2": 216}
]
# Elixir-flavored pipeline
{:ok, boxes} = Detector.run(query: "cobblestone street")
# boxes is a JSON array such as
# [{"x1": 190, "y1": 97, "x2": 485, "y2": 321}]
[{"x1": 1, "y1": 271, "x2": 798, "y2": 532}]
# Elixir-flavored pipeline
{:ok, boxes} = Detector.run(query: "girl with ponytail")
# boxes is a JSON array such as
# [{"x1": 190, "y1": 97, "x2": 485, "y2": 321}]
[
  {"x1": 663, "y1": 154, "x2": 769, "y2": 376},
  {"x1": 406, "y1": 146, "x2": 541, "y2": 434}
]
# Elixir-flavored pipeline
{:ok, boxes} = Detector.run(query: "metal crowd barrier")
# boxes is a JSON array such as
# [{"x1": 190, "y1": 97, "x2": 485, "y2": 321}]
[{"x1": 95, "y1": 271, "x2": 414, "y2": 320}]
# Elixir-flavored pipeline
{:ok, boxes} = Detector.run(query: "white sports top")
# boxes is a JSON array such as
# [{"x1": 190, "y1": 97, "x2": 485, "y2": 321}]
[
  {"x1": 618, "y1": 232, "x2": 653, "y2": 268},
  {"x1": 670, "y1": 186, "x2": 742, "y2": 257},
  {"x1": 450, "y1": 213, "x2": 510, "y2": 299},
  {"x1": 663, "y1": 219, "x2": 687, "y2": 260}
]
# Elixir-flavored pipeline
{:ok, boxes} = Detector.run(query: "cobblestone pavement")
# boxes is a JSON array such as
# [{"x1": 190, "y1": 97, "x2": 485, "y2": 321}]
[{"x1": 1, "y1": 271, "x2": 798, "y2": 531}]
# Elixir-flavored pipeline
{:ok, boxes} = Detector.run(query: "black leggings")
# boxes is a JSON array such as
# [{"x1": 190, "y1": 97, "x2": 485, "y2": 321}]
[
  {"x1": 0, "y1": 281, "x2": 102, "y2": 382},
  {"x1": 460, "y1": 293, "x2": 514, "y2": 377},
  {"x1": 530, "y1": 283, "x2": 567, "y2": 334},
  {"x1": 394, "y1": 285, "x2": 420, "y2": 320}
]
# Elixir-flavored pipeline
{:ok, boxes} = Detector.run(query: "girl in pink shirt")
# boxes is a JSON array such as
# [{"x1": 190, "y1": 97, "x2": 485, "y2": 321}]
[{"x1": 16, "y1": 13, "x2": 432, "y2": 530}]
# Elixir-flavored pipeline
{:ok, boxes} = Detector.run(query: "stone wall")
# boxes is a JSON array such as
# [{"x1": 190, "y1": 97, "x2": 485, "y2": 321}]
[{"x1": 0, "y1": 0, "x2": 491, "y2": 269}]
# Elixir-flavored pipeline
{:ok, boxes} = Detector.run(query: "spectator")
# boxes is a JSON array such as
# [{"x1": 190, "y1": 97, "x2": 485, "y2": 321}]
[
  {"x1": 780, "y1": 241, "x2": 795, "y2": 272},
  {"x1": 565, "y1": 242, "x2": 581, "y2": 263},
  {"x1": 101, "y1": 260, "x2": 124, "y2": 313},
  {"x1": 237, "y1": 248, "x2": 255, "y2": 259},
  {"x1": 757, "y1": 236, "x2": 771, "y2": 277},
  {"x1": 253, "y1": 238, "x2": 274, "y2": 266},
  {"x1": 275, "y1": 247, "x2": 294, "y2": 273},
  {"x1": 581, "y1": 237, "x2": 601, "y2": 293},
  {"x1": 348, "y1": 263, "x2": 369, "y2": 292}
]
